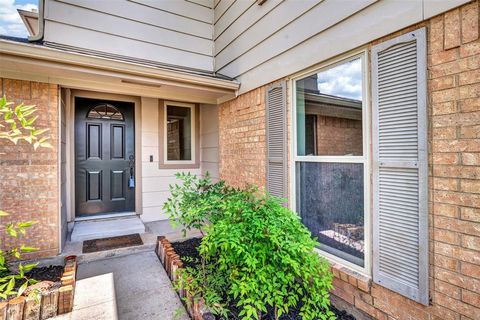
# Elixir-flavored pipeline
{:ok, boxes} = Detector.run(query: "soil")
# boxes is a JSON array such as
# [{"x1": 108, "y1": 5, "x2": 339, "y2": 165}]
[
  {"x1": 0, "y1": 265, "x2": 64, "y2": 302},
  {"x1": 172, "y1": 238, "x2": 357, "y2": 320},
  {"x1": 25, "y1": 265, "x2": 64, "y2": 283}
]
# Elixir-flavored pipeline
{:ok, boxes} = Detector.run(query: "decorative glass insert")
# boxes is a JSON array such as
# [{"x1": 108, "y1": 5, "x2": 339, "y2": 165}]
[
  {"x1": 296, "y1": 58, "x2": 363, "y2": 156},
  {"x1": 87, "y1": 104, "x2": 124, "y2": 121},
  {"x1": 296, "y1": 162, "x2": 365, "y2": 267},
  {"x1": 166, "y1": 105, "x2": 192, "y2": 161}
]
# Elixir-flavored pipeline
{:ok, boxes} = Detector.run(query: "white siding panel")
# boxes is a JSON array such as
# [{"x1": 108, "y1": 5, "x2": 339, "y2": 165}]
[
  {"x1": 217, "y1": 0, "x2": 375, "y2": 75},
  {"x1": 143, "y1": 176, "x2": 183, "y2": 192},
  {"x1": 235, "y1": 0, "x2": 424, "y2": 94},
  {"x1": 53, "y1": 0, "x2": 213, "y2": 39},
  {"x1": 200, "y1": 104, "x2": 219, "y2": 180},
  {"x1": 44, "y1": 22, "x2": 213, "y2": 71},
  {"x1": 214, "y1": 0, "x2": 282, "y2": 54},
  {"x1": 214, "y1": 0, "x2": 255, "y2": 39},
  {"x1": 214, "y1": 0, "x2": 235, "y2": 23},
  {"x1": 215, "y1": 0, "x2": 320, "y2": 67},
  {"x1": 423, "y1": 0, "x2": 470, "y2": 19},
  {"x1": 46, "y1": 0, "x2": 212, "y2": 55},
  {"x1": 131, "y1": 0, "x2": 213, "y2": 23},
  {"x1": 187, "y1": 0, "x2": 214, "y2": 9}
]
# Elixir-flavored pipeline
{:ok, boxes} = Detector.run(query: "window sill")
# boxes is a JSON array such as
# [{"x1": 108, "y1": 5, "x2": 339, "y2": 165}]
[{"x1": 331, "y1": 263, "x2": 371, "y2": 294}]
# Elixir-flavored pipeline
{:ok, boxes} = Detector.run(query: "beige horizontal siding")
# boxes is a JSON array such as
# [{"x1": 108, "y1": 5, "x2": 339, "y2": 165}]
[
  {"x1": 214, "y1": 0, "x2": 470, "y2": 93},
  {"x1": 131, "y1": 0, "x2": 213, "y2": 23},
  {"x1": 44, "y1": 0, "x2": 214, "y2": 72}
]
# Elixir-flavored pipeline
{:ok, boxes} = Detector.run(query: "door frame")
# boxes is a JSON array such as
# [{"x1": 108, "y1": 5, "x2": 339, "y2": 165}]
[{"x1": 65, "y1": 89, "x2": 142, "y2": 222}]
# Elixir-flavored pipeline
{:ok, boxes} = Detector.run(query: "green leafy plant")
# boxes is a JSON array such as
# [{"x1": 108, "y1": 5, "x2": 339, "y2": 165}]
[
  {"x1": 163, "y1": 172, "x2": 227, "y2": 236},
  {"x1": 0, "y1": 210, "x2": 39, "y2": 300},
  {"x1": 165, "y1": 174, "x2": 335, "y2": 320},
  {"x1": 0, "y1": 95, "x2": 51, "y2": 149},
  {"x1": 0, "y1": 95, "x2": 52, "y2": 301}
]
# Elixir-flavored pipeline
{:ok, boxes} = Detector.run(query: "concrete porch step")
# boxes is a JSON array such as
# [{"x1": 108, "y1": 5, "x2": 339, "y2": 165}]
[{"x1": 70, "y1": 216, "x2": 146, "y2": 243}]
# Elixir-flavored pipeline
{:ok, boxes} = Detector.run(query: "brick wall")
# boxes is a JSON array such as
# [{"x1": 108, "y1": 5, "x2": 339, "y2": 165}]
[
  {"x1": 329, "y1": 2, "x2": 480, "y2": 320},
  {"x1": 315, "y1": 116, "x2": 363, "y2": 156},
  {"x1": 218, "y1": 1, "x2": 480, "y2": 319},
  {"x1": 0, "y1": 79, "x2": 59, "y2": 258},
  {"x1": 218, "y1": 86, "x2": 267, "y2": 188}
]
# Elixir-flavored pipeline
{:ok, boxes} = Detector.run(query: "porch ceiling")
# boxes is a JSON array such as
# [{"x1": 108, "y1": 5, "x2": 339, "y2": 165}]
[{"x1": 0, "y1": 39, "x2": 239, "y2": 104}]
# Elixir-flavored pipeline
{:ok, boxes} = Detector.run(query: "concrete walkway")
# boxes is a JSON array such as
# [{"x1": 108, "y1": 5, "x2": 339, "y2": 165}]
[{"x1": 55, "y1": 251, "x2": 189, "y2": 320}]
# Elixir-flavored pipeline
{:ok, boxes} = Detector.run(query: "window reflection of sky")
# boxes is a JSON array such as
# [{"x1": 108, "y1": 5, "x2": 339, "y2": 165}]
[{"x1": 316, "y1": 58, "x2": 363, "y2": 101}]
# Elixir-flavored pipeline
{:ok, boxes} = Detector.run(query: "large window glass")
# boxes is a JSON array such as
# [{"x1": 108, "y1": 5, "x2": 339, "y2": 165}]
[
  {"x1": 294, "y1": 55, "x2": 367, "y2": 268},
  {"x1": 166, "y1": 105, "x2": 192, "y2": 161}
]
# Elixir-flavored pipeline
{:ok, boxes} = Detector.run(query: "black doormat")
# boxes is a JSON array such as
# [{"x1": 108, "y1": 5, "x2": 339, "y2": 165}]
[{"x1": 82, "y1": 233, "x2": 143, "y2": 253}]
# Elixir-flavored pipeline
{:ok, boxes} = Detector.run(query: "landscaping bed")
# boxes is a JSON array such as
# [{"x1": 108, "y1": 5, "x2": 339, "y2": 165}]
[
  {"x1": 0, "y1": 256, "x2": 77, "y2": 320},
  {"x1": 160, "y1": 237, "x2": 356, "y2": 320}
]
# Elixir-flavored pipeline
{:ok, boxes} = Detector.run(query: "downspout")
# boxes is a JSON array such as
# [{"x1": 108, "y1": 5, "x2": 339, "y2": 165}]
[{"x1": 28, "y1": 0, "x2": 44, "y2": 42}]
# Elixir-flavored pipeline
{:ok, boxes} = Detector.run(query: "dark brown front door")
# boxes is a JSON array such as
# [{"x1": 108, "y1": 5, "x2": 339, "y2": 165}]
[{"x1": 75, "y1": 97, "x2": 135, "y2": 216}]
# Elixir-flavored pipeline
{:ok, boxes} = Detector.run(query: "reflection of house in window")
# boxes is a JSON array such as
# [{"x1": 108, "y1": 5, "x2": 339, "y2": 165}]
[
  {"x1": 167, "y1": 118, "x2": 183, "y2": 160},
  {"x1": 166, "y1": 105, "x2": 192, "y2": 161},
  {"x1": 304, "y1": 92, "x2": 363, "y2": 156}
]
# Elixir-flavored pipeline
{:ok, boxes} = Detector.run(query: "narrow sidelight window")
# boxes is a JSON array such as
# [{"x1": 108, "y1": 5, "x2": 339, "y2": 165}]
[{"x1": 294, "y1": 53, "x2": 369, "y2": 270}]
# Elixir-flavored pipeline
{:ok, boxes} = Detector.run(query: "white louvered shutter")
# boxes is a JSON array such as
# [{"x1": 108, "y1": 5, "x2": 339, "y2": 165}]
[
  {"x1": 266, "y1": 81, "x2": 287, "y2": 200},
  {"x1": 372, "y1": 28, "x2": 428, "y2": 305}
]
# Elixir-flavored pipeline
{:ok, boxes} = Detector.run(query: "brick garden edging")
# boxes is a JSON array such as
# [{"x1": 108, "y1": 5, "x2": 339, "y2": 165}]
[
  {"x1": 0, "y1": 255, "x2": 77, "y2": 320},
  {"x1": 156, "y1": 236, "x2": 214, "y2": 320}
]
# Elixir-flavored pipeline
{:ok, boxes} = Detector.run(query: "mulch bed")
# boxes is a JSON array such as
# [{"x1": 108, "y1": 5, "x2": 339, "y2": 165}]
[
  {"x1": 171, "y1": 238, "x2": 357, "y2": 320},
  {"x1": 0, "y1": 265, "x2": 64, "y2": 302},
  {"x1": 82, "y1": 233, "x2": 143, "y2": 253},
  {"x1": 25, "y1": 265, "x2": 64, "y2": 283}
]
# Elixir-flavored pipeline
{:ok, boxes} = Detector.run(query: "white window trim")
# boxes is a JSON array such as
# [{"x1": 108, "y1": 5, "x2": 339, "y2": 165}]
[
  {"x1": 163, "y1": 100, "x2": 196, "y2": 165},
  {"x1": 290, "y1": 49, "x2": 371, "y2": 276}
]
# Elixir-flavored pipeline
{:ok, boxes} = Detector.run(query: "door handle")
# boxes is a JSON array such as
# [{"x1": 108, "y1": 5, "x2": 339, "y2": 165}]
[{"x1": 128, "y1": 155, "x2": 135, "y2": 188}]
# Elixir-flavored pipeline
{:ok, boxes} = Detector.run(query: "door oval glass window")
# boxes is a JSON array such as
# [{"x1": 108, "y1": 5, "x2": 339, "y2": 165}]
[{"x1": 87, "y1": 104, "x2": 125, "y2": 121}]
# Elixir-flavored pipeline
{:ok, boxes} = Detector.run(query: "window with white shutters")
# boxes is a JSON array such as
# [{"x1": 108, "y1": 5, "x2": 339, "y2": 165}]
[
  {"x1": 293, "y1": 53, "x2": 369, "y2": 271},
  {"x1": 371, "y1": 28, "x2": 428, "y2": 305},
  {"x1": 266, "y1": 81, "x2": 287, "y2": 200}
]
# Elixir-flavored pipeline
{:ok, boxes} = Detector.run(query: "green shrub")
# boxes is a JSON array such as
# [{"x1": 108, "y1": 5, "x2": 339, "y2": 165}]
[
  {"x1": 165, "y1": 174, "x2": 334, "y2": 320},
  {"x1": 163, "y1": 172, "x2": 228, "y2": 236}
]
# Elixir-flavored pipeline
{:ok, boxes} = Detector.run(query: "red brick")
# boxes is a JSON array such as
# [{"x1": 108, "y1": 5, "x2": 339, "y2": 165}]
[
  {"x1": 461, "y1": 1, "x2": 479, "y2": 44},
  {"x1": 429, "y1": 15, "x2": 445, "y2": 53},
  {"x1": 461, "y1": 262, "x2": 480, "y2": 280},
  {"x1": 461, "y1": 234, "x2": 480, "y2": 251},
  {"x1": 433, "y1": 177, "x2": 459, "y2": 191},
  {"x1": 435, "y1": 267, "x2": 480, "y2": 293},
  {"x1": 434, "y1": 253, "x2": 460, "y2": 271},
  {"x1": 460, "y1": 41, "x2": 480, "y2": 58},
  {"x1": 461, "y1": 207, "x2": 480, "y2": 223},
  {"x1": 435, "y1": 216, "x2": 480, "y2": 237},
  {"x1": 433, "y1": 126, "x2": 457, "y2": 139},
  {"x1": 0, "y1": 78, "x2": 59, "y2": 258},
  {"x1": 460, "y1": 97, "x2": 480, "y2": 112},
  {"x1": 445, "y1": 9, "x2": 462, "y2": 49},
  {"x1": 435, "y1": 279, "x2": 462, "y2": 299},
  {"x1": 430, "y1": 75, "x2": 457, "y2": 91},
  {"x1": 462, "y1": 290, "x2": 480, "y2": 307},
  {"x1": 459, "y1": 70, "x2": 480, "y2": 86},
  {"x1": 435, "y1": 291, "x2": 480, "y2": 319},
  {"x1": 462, "y1": 153, "x2": 480, "y2": 165},
  {"x1": 433, "y1": 153, "x2": 461, "y2": 165},
  {"x1": 460, "y1": 125, "x2": 480, "y2": 138},
  {"x1": 435, "y1": 241, "x2": 480, "y2": 265},
  {"x1": 432, "y1": 139, "x2": 480, "y2": 153},
  {"x1": 434, "y1": 190, "x2": 480, "y2": 208},
  {"x1": 430, "y1": 49, "x2": 458, "y2": 66},
  {"x1": 461, "y1": 179, "x2": 480, "y2": 194},
  {"x1": 434, "y1": 228, "x2": 460, "y2": 245}
]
